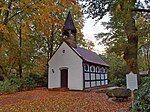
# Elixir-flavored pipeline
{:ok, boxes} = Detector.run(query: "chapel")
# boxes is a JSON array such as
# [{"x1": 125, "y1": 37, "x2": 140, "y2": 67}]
[{"x1": 48, "y1": 11, "x2": 109, "y2": 90}]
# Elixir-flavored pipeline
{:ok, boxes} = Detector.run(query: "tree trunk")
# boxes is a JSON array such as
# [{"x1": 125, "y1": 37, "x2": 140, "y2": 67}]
[
  {"x1": 0, "y1": 32, "x2": 3, "y2": 48},
  {"x1": 147, "y1": 49, "x2": 150, "y2": 76},
  {"x1": 46, "y1": 24, "x2": 54, "y2": 87},
  {"x1": 123, "y1": 17, "x2": 140, "y2": 82},
  {"x1": 50, "y1": 32, "x2": 54, "y2": 58},
  {"x1": 50, "y1": 24, "x2": 54, "y2": 59},
  {"x1": 3, "y1": 0, "x2": 13, "y2": 25},
  {"x1": 19, "y1": 21, "x2": 22, "y2": 78}
]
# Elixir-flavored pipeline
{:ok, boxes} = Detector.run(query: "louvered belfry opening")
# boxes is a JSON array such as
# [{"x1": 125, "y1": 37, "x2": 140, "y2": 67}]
[{"x1": 62, "y1": 11, "x2": 77, "y2": 48}]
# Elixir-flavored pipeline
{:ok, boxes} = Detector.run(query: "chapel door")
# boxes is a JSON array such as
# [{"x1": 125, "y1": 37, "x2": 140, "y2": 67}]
[{"x1": 61, "y1": 69, "x2": 68, "y2": 88}]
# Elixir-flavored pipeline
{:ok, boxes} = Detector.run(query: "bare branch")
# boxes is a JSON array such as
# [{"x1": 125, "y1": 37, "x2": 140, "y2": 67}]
[
  {"x1": 8, "y1": 10, "x2": 23, "y2": 21},
  {"x1": 3, "y1": 0, "x2": 13, "y2": 25},
  {"x1": 132, "y1": 8, "x2": 150, "y2": 13},
  {"x1": 7, "y1": 0, "x2": 41, "y2": 22}
]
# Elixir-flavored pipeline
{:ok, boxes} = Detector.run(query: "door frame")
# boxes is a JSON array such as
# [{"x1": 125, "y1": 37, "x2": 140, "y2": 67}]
[{"x1": 60, "y1": 68, "x2": 68, "y2": 88}]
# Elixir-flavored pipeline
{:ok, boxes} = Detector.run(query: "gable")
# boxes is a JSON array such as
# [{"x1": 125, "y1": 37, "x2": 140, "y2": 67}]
[
  {"x1": 48, "y1": 42, "x2": 82, "y2": 65},
  {"x1": 48, "y1": 41, "x2": 108, "y2": 67}
]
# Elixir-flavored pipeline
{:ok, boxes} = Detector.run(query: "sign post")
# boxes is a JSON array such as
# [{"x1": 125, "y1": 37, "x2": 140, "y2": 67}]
[
  {"x1": 126, "y1": 72, "x2": 138, "y2": 109},
  {"x1": 131, "y1": 90, "x2": 134, "y2": 108}
]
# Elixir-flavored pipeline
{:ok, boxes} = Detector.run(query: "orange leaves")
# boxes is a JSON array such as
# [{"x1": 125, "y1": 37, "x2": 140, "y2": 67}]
[
  {"x1": 0, "y1": 89, "x2": 130, "y2": 112},
  {"x1": 60, "y1": 0, "x2": 76, "y2": 6},
  {"x1": 0, "y1": 0, "x2": 84, "y2": 76},
  {"x1": 0, "y1": 24, "x2": 7, "y2": 33}
]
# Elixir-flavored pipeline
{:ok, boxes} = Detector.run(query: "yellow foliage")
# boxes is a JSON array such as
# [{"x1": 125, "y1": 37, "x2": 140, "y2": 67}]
[
  {"x1": 116, "y1": 4, "x2": 121, "y2": 12},
  {"x1": 0, "y1": 24, "x2": 7, "y2": 33},
  {"x1": 0, "y1": 7, "x2": 9, "y2": 11},
  {"x1": 31, "y1": 56, "x2": 48, "y2": 74},
  {"x1": 0, "y1": 0, "x2": 83, "y2": 76}
]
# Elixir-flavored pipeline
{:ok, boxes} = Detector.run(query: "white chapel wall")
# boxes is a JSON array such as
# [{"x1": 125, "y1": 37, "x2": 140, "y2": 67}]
[{"x1": 48, "y1": 42, "x2": 83, "y2": 90}]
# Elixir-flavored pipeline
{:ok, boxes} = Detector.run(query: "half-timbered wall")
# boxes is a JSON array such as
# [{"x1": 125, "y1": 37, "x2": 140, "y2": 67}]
[{"x1": 83, "y1": 63, "x2": 108, "y2": 89}]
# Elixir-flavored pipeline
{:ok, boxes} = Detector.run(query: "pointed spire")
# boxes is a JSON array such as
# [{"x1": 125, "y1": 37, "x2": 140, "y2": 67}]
[{"x1": 62, "y1": 11, "x2": 77, "y2": 42}]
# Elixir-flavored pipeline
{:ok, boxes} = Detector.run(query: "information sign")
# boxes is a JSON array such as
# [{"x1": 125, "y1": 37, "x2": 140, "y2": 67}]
[{"x1": 126, "y1": 72, "x2": 138, "y2": 90}]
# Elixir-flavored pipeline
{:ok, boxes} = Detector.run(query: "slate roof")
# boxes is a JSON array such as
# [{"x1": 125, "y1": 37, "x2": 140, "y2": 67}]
[{"x1": 72, "y1": 46, "x2": 109, "y2": 67}]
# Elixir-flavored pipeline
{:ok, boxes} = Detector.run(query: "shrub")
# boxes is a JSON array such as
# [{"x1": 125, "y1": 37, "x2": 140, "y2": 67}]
[
  {"x1": 29, "y1": 73, "x2": 47, "y2": 87},
  {"x1": 0, "y1": 76, "x2": 37, "y2": 94},
  {"x1": 131, "y1": 77, "x2": 150, "y2": 112},
  {"x1": 10, "y1": 76, "x2": 37, "y2": 91},
  {"x1": 0, "y1": 79, "x2": 18, "y2": 94},
  {"x1": 111, "y1": 78, "x2": 126, "y2": 87},
  {"x1": 21, "y1": 76, "x2": 37, "y2": 90},
  {"x1": 10, "y1": 78, "x2": 24, "y2": 91}
]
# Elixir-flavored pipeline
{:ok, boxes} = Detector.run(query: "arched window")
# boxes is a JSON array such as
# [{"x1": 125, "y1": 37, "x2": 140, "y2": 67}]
[
  {"x1": 84, "y1": 64, "x2": 89, "y2": 72},
  {"x1": 105, "y1": 67, "x2": 108, "y2": 73},
  {"x1": 96, "y1": 66, "x2": 100, "y2": 73},
  {"x1": 101, "y1": 67, "x2": 105, "y2": 73},
  {"x1": 90, "y1": 65, "x2": 95, "y2": 72},
  {"x1": 99, "y1": 67, "x2": 102, "y2": 73}
]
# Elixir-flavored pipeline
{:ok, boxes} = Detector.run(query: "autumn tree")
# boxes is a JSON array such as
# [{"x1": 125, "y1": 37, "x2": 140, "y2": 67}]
[
  {"x1": 80, "y1": 0, "x2": 150, "y2": 81},
  {"x1": 0, "y1": 0, "x2": 46, "y2": 77},
  {"x1": 0, "y1": 0, "x2": 85, "y2": 77},
  {"x1": 25, "y1": 1, "x2": 85, "y2": 75}
]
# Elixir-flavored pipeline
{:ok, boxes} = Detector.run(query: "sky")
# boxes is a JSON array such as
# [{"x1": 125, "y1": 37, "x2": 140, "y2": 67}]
[
  {"x1": 82, "y1": 0, "x2": 147, "y2": 54},
  {"x1": 82, "y1": 15, "x2": 110, "y2": 54}
]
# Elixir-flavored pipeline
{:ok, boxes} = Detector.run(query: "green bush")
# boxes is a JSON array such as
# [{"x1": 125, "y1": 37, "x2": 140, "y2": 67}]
[
  {"x1": 10, "y1": 78, "x2": 24, "y2": 91},
  {"x1": 29, "y1": 73, "x2": 47, "y2": 87},
  {"x1": 131, "y1": 77, "x2": 150, "y2": 112},
  {"x1": 111, "y1": 78, "x2": 126, "y2": 87},
  {"x1": 0, "y1": 76, "x2": 37, "y2": 94},
  {"x1": 10, "y1": 76, "x2": 37, "y2": 91},
  {"x1": 21, "y1": 76, "x2": 37, "y2": 90},
  {"x1": 0, "y1": 79, "x2": 18, "y2": 94}
]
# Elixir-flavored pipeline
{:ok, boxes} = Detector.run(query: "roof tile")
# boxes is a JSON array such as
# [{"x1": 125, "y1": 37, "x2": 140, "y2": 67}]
[{"x1": 73, "y1": 46, "x2": 109, "y2": 67}]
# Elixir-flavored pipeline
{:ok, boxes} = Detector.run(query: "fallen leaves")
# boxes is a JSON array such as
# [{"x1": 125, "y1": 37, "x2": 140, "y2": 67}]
[{"x1": 0, "y1": 88, "x2": 130, "y2": 112}]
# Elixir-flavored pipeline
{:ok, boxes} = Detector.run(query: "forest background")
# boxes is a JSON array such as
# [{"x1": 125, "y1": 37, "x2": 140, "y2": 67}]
[{"x1": 0, "y1": 0, "x2": 149, "y2": 83}]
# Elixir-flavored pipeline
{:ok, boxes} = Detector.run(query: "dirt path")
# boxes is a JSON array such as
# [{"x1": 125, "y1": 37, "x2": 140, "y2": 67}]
[{"x1": 0, "y1": 88, "x2": 130, "y2": 112}]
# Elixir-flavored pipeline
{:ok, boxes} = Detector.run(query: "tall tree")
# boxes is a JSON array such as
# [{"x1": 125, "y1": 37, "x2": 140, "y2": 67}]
[
  {"x1": 0, "y1": 0, "x2": 85, "y2": 77},
  {"x1": 80, "y1": 0, "x2": 150, "y2": 80}
]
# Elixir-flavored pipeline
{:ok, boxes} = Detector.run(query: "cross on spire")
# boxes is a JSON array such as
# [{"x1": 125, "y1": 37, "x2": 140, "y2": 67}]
[{"x1": 62, "y1": 11, "x2": 77, "y2": 42}]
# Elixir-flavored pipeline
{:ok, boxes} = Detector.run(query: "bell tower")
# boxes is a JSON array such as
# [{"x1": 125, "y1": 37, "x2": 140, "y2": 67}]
[{"x1": 62, "y1": 11, "x2": 77, "y2": 43}]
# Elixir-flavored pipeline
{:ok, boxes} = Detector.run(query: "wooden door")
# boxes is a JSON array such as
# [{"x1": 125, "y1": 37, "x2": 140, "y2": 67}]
[{"x1": 61, "y1": 69, "x2": 68, "y2": 88}]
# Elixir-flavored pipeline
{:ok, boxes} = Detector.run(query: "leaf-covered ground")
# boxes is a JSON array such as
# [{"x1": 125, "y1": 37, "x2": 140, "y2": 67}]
[{"x1": 0, "y1": 88, "x2": 130, "y2": 112}]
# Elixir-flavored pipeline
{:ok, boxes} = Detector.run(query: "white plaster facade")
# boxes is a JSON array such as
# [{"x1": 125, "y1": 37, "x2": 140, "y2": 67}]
[{"x1": 48, "y1": 42, "x2": 83, "y2": 90}]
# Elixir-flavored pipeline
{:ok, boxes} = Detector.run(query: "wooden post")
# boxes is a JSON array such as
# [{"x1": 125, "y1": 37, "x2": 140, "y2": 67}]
[{"x1": 131, "y1": 90, "x2": 134, "y2": 108}]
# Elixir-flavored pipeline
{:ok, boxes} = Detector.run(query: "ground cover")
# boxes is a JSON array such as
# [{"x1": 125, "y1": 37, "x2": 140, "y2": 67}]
[{"x1": 0, "y1": 88, "x2": 130, "y2": 112}]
